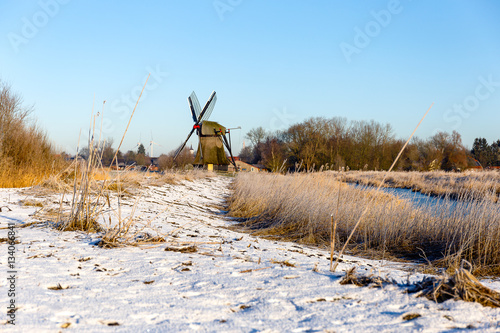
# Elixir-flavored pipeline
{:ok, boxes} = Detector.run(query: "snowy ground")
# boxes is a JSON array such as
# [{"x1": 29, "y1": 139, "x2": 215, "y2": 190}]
[{"x1": 1, "y1": 175, "x2": 499, "y2": 332}]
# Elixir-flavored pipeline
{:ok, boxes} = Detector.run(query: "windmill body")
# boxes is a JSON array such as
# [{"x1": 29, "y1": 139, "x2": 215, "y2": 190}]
[
  {"x1": 193, "y1": 120, "x2": 230, "y2": 165},
  {"x1": 174, "y1": 91, "x2": 236, "y2": 170}
]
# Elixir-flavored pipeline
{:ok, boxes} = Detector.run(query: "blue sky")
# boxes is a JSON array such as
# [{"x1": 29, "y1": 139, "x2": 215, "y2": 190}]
[{"x1": 1, "y1": 0, "x2": 499, "y2": 156}]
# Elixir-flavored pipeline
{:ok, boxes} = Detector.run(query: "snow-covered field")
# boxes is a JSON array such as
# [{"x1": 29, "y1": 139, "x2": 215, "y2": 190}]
[{"x1": 1, "y1": 175, "x2": 499, "y2": 332}]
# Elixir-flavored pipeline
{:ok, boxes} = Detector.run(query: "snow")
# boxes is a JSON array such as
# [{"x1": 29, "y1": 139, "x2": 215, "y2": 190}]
[{"x1": 1, "y1": 176, "x2": 499, "y2": 332}]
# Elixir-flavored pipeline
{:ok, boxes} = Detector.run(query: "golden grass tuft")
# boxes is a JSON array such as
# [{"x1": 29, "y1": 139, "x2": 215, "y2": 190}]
[
  {"x1": 342, "y1": 262, "x2": 500, "y2": 308},
  {"x1": 37, "y1": 174, "x2": 73, "y2": 193},
  {"x1": 20, "y1": 199, "x2": 44, "y2": 207},
  {"x1": 409, "y1": 262, "x2": 500, "y2": 308},
  {"x1": 340, "y1": 267, "x2": 395, "y2": 287},
  {"x1": 164, "y1": 245, "x2": 198, "y2": 253},
  {"x1": 47, "y1": 283, "x2": 70, "y2": 290}
]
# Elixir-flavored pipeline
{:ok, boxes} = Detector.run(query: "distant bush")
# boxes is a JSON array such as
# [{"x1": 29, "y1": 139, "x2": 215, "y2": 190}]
[{"x1": 0, "y1": 80, "x2": 64, "y2": 187}]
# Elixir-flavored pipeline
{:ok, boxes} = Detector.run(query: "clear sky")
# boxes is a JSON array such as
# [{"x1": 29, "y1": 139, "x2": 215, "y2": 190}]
[{"x1": 1, "y1": 0, "x2": 499, "y2": 156}]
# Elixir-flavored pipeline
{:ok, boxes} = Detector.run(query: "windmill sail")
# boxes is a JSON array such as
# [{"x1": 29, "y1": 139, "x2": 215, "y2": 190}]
[
  {"x1": 174, "y1": 127, "x2": 195, "y2": 160},
  {"x1": 200, "y1": 91, "x2": 216, "y2": 122},
  {"x1": 188, "y1": 91, "x2": 201, "y2": 123}
]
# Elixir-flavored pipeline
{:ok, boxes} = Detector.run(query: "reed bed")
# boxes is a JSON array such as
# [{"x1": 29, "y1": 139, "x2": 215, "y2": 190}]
[
  {"x1": 0, "y1": 81, "x2": 66, "y2": 188},
  {"x1": 228, "y1": 172, "x2": 500, "y2": 276},
  {"x1": 335, "y1": 170, "x2": 500, "y2": 202}
]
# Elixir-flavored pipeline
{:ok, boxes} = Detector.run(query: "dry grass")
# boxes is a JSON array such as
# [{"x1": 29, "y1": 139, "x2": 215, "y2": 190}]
[
  {"x1": 47, "y1": 283, "x2": 70, "y2": 291},
  {"x1": 164, "y1": 245, "x2": 198, "y2": 253},
  {"x1": 340, "y1": 267, "x2": 396, "y2": 288},
  {"x1": 409, "y1": 263, "x2": 500, "y2": 307},
  {"x1": 228, "y1": 172, "x2": 500, "y2": 276},
  {"x1": 342, "y1": 262, "x2": 500, "y2": 308},
  {"x1": 150, "y1": 169, "x2": 217, "y2": 186},
  {"x1": 0, "y1": 81, "x2": 67, "y2": 188},
  {"x1": 39, "y1": 151, "x2": 217, "y2": 246},
  {"x1": 51, "y1": 159, "x2": 216, "y2": 247},
  {"x1": 20, "y1": 199, "x2": 44, "y2": 207},
  {"x1": 52, "y1": 165, "x2": 144, "y2": 244},
  {"x1": 57, "y1": 152, "x2": 105, "y2": 233},
  {"x1": 53, "y1": 158, "x2": 158, "y2": 244},
  {"x1": 37, "y1": 174, "x2": 73, "y2": 193}
]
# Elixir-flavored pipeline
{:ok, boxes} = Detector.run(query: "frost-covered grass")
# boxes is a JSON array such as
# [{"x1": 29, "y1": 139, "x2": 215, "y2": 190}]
[{"x1": 228, "y1": 172, "x2": 500, "y2": 276}]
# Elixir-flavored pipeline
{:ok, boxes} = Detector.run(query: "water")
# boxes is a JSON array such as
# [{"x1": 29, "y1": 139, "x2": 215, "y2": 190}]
[{"x1": 351, "y1": 183, "x2": 459, "y2": 211}]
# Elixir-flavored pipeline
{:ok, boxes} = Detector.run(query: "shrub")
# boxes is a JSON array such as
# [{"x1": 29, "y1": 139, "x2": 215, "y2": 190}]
[{"x1": 0, "y1": 81, "x2": 64, "y2": 187}]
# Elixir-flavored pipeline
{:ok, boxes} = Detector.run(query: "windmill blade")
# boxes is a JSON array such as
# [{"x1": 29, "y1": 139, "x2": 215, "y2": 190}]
[
  {"x1": 174, "y1": 128, "x2": 195, "y2": 161},
  {"x1": 198, "y1": 91, "x2": 217, "y2": 123},
  {"x1": 188, "y1": 91, "x2": 201, "y2": 123},
  {"x1": 151, "y1": 141, "x2": 162, "y2": 147}
]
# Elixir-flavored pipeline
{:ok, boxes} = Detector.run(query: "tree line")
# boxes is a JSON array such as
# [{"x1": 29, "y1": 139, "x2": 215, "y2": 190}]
[
  {"x1": 240, "y1": 117, "x2": 499, "y2": 172},
  {"x1": 78, "y1": 140, "x2": 148, "y2": 167},
  {"x1": 78, "y1": 141, "x2": 195, "y2": 171},
  {"x1": 74, "y1": 116, "x2": 499, "y2": 173},
  {"x1": 471, "y1": 138, "x2": 500, "y2": 168}
]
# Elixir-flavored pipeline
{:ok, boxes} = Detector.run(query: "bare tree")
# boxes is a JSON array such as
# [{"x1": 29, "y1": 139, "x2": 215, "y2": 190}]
[
  {"x1": 245, "y1": 127, "x2": 268, "y2": 147},
  {"x1": 261, "y1": 138, "x2": 286, "y2": 172}
]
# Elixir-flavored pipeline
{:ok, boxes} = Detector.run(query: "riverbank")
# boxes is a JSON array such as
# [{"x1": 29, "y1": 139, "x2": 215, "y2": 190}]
[{"x1": 332, "y1": 170, "x2": 500, "y2": 203}]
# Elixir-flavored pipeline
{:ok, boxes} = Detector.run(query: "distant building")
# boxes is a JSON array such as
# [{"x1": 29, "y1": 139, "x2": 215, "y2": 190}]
[
  {"x1": 110, "y1": 159, "x2": 137, "y2": 170},
  {"x1": 229, "y1": 160, "x2": 266, "y2": 172},
  {"x1": 147, "y1": 157, "x2": 160, "y2": 172}
]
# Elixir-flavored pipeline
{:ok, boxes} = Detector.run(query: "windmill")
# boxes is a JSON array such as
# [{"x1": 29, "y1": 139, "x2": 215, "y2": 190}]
[
  {"x1": 149, "y1": 132, "x2": 162, "y2": 157},
  {"x1": 174, "y1": 91, "x2": 237, "y2": 171},
  {"x1": 149, "y1": 140, "x2": 162, "y2": 157}
]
